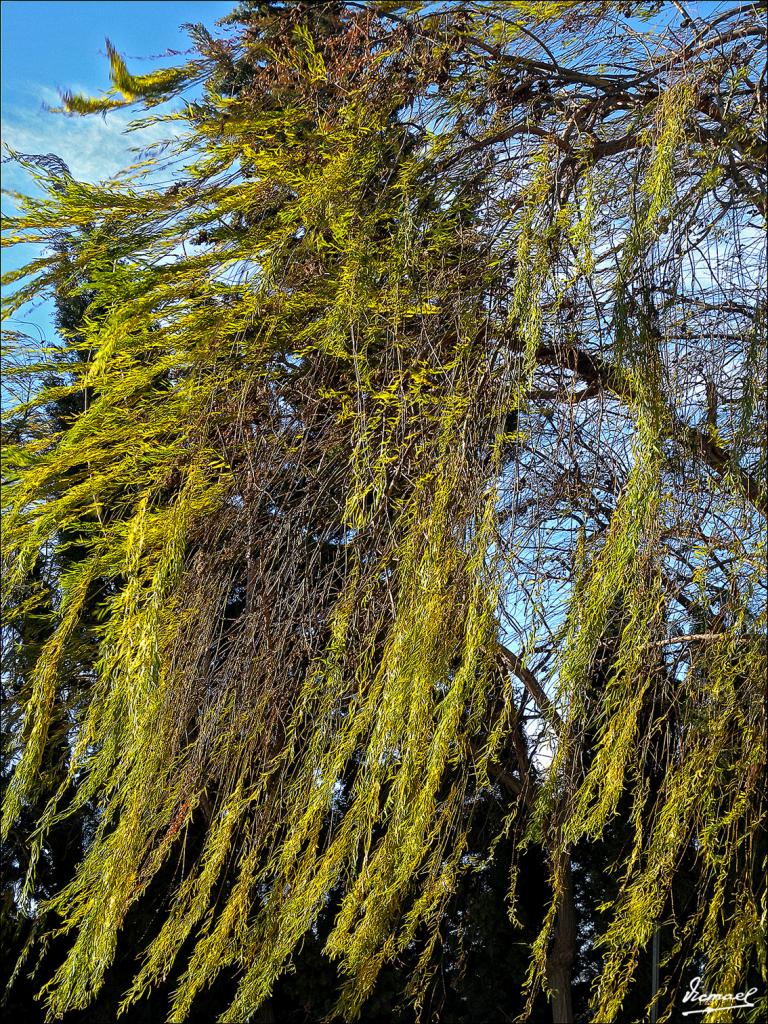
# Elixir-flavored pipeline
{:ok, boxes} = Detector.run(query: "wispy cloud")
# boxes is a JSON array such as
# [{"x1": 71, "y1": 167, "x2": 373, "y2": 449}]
[
  {"x1": 2, "y1": 83, "x2": 181, "y2": 189},
  {"x1": 1, "y1": 83, "x2": 185, "y2": 341}
]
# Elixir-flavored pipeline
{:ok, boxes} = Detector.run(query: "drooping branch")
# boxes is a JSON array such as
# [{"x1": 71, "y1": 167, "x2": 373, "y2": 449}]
[{"x1": 534, "y1": 344, "x2": 766, "y2": 516}]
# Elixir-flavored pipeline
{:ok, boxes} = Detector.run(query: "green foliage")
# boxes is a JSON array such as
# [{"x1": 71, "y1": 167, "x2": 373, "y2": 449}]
[{"x1": 2, "y1": 3, "x2": 766, "y2": 1022}]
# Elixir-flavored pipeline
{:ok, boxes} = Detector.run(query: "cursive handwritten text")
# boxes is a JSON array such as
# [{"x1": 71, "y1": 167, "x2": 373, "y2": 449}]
[{"x1": 681, "y1": 975, "x2": 758, "y2": 1016}]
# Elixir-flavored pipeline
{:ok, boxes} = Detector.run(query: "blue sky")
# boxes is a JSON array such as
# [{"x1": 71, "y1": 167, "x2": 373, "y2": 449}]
[
  {"x1": 1, "y1": 1, "x2": 235, "y2": 344},
  {"x1": 2, "y1": 1, "x2": 234, "y2": 180},
  {"x1": 0, "y1": 0, "x2": 743, "y2": 345}
]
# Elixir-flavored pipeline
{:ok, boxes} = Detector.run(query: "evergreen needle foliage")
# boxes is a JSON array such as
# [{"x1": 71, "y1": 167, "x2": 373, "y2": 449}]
[{"x1": 2, "y1": 3, "x2": 766, "y2": 1022}]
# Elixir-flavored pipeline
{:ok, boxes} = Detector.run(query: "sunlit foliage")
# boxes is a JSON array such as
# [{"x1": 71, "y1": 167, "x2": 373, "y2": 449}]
[{"x1": 2, "y1": 2, "x2": 766, "y2": 1022}]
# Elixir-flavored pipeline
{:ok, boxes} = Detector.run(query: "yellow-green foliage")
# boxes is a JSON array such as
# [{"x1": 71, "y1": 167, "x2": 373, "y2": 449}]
[{"x1": 2, "y1": 3, "x2": 765, "y2": 1022}]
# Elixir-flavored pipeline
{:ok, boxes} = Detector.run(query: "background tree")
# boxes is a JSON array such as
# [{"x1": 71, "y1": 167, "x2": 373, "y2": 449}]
[{"x1": 2, "y1": 2, "x2": 765, "y2": 1022}]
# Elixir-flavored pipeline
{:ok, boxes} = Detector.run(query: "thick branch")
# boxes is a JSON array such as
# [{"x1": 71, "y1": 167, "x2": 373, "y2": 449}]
[
  {"x1": 497, "y1": 641, "x2": 563, "y2": 734},
  {"x1": 535, "y1": 345, "x2": 766, "y2": 516}
]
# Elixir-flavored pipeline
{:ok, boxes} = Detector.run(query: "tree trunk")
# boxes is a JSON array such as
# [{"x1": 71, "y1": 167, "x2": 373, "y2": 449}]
[{"x1": 546, "y1": 854, "x2": 576, "y2": 1024}]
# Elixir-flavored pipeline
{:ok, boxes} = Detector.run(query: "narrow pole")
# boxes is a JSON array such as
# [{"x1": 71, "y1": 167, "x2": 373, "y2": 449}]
[{"x1": 650, "y1": 922, "x2": 660, "y2": 1024}]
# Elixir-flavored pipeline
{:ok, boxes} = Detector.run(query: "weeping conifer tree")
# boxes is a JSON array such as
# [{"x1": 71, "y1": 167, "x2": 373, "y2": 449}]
[{"x1": 2, "y1": 2, "x2": 766, "y2": 1022}]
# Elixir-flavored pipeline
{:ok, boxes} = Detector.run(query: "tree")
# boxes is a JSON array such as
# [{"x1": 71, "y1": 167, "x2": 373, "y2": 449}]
[{"x1": 2, "y1": 2, "x2": 765, "y2": 1022}]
